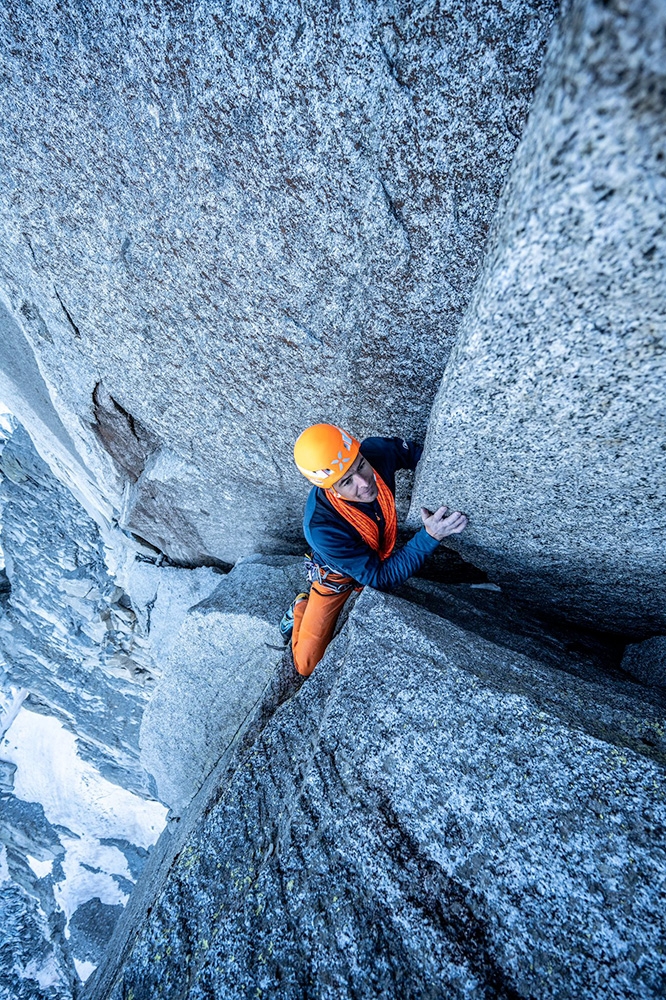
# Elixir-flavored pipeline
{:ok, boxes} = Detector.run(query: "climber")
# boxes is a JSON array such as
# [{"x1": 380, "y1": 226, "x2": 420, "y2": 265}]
[{"x1": 281, "y1": 423, "x2": 468, "y2": 677}]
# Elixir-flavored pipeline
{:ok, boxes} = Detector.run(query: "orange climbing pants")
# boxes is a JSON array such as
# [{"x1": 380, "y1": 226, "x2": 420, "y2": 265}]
[{"x1": 292, "y1": 575, "x2": 357, "y2": 677}]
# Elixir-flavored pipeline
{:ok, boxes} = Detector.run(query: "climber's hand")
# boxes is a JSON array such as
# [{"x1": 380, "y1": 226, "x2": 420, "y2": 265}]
[{"x1": 421, "y1": 506, "x2": 468, "y2": 540}]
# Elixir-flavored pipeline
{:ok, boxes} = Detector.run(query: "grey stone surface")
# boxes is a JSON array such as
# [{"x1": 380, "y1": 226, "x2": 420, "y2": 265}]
[
  {"x1": 411, "y1": 0, "x2": 666, "y2": 635},
  {"x1": 0, "y1": 795, "x2": 63, "y2": 863},
  {"x1": 0, "y1": 0, "x2": 556, "y2": 565},
  {"x1": 86, "y1": 588, "x2": 666, "y2": 1000},
  {"x1": 68, "y1": 897, "x2": 124, "y2": 967},
  {"x1": 622, "y1": 636, "x2": 666, "y2": 690},
  {"x1": 139, "y1": 554, "x2": 307, "y2": 814}
]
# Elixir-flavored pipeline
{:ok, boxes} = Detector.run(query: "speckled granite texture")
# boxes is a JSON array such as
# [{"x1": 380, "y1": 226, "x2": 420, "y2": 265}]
[
  {"x1": 411, "y1": 0, "x2": 666, "y2": 635},
  {"x1": 0, "y1": 0, "x2": 556, "y2": 564},
  {"x1": 85, "y1": 588, "x2": 666, "y2": 1000}
]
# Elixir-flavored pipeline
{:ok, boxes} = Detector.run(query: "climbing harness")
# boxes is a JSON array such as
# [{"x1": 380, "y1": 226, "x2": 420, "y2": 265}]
[{"x1": 304, "y1": 554, "x2": 357, "y2": 594}]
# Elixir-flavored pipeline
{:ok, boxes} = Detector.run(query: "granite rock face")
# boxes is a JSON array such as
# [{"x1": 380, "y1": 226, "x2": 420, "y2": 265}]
[
  {"x1": 411, "y1": 0, "x2": 666, "y2": 635},
  {"x1": 86, "y1": 588, "x2": 666, "y2": 1000},
  {"x1": 139, "y1": 554, "x2": 307, "y2": 814},
  {"x1": 0, "y1": 0, "x2": 556, "y2": 564}
]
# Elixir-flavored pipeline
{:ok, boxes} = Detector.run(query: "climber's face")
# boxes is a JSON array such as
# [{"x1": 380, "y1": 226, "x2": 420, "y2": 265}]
[{"x1": 330, "y1": 451, "x2": 378, "y2": 503}]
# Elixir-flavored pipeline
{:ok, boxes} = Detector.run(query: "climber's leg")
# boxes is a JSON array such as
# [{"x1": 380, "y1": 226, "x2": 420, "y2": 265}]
[{"x1": 292, "y1": 580, "x2": 353, "y2": 677}]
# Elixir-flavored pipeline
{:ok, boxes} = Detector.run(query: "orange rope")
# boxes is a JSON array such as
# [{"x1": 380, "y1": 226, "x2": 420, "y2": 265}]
[{"x1": 327, "y1": 471, "x2": 397, "y2": 561}]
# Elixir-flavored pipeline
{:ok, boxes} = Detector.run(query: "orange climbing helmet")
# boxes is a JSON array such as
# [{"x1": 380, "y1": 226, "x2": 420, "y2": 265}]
[{"x1": 294, "y1": 423, "x2": 360, "y2": 488}]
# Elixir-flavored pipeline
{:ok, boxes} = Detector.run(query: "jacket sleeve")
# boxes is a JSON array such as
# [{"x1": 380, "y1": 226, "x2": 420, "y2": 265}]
[
  {"x1": 363, "y1": 436, "x2": 423, "y2": 473},
  {"x1": 314, "y1": 517, "x2": 440, "y2": 592}
]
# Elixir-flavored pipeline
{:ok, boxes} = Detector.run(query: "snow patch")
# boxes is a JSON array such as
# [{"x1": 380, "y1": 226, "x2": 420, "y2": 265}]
[
  {"x1": 74, "y1": 957, "x2": 97, "y2": 982},
  {"x1": 23, "y1": 952, "x2": 65, "y2": 989},
  {"x1": 55, "y1": 834, "x2": 130, "y2": 921},
  {"x1": 2, "y1": 705, "x2": 167, "y2": 959},
  {"x1": 2, "y1": 707, "x2": 167, "y2": 847},
  {"x1": 0, "y1": 400, "x2": 15, "y2": 438},
  {"x1": 27, "y1": 854, "x2": 53, "y2": 879}
]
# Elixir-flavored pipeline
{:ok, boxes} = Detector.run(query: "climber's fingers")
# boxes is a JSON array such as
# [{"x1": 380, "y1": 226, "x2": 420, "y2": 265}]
[
  {"x1": 421, "y1": 505, "x2": 449, "y2": 525},
  {"x1": 441, "y1": 511, "x2": 468, "y2": 535},
  {"x1": 422, "y1": 505, "x2": 468, "y2": 540}
]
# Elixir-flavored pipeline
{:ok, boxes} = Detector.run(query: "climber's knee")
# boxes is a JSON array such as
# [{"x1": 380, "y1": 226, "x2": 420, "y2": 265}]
[{"x1": 291, "y1": 582, "x2": 351, "y2": 677}]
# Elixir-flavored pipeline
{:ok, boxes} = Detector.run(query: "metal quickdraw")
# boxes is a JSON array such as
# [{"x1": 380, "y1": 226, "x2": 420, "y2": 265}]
[{"x1": 304, "y1": 553, "x2": 356, "y2": 594}]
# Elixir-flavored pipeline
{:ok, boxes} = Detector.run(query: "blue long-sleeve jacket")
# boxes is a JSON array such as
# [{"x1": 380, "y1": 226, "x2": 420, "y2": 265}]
[{"x1": 303, "y1": 436, "x2": 439, "y2": 591}]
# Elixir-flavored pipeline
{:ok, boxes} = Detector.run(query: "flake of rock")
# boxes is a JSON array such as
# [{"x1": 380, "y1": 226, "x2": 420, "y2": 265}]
[
  {"x1": 411, "y1": 0, "x2": 666, "y2": 635},
  {"x1": 622, "y1": 636, "x2": 666, "y2": 690}
]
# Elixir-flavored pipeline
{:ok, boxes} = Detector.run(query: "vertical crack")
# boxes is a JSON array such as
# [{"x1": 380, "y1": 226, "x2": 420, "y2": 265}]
[{"x1": 54, "y1": 288, "x2": 82, "y2": 340}]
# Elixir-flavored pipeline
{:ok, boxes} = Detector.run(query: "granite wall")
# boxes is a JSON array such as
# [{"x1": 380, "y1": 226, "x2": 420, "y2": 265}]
[
  {"x1": 411, "y1": 0, "x2": 666, "y2": 635},
  {"x1": 0, "y1": 0, "x2": 557, "y2": 565}
]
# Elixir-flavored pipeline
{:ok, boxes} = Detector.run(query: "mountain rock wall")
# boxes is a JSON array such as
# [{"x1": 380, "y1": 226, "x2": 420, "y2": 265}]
[
  {"x1": 0, "y1": 426, "x2": 158, "y2": 797},
  {"x1": 0, "y1": 840, "x2": 75, "y2": 1000},
  {"x1": 85, "y1": 587, "x2": 666, "y2": 1000},
  {"x1": 0, "y1": 425, "x2": 221, "y2": 795},
  {"x1": 0, "y1": 0, "x2": 557, "y2": 565},
  {"x1": 0, "y1": 423, "x2": 226, "y2": 993},
  {"x1": 411, "y1": 0, "x2": 666, "y2": 634},
  {"x1": 2, "y1": 0, "x2": 665, "y2": 995}
]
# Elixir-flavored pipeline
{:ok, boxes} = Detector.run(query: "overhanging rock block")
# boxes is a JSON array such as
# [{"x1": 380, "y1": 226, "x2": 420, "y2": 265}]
[
  {"x1": 411, "y1": 0, "x2": 666, "y2": 635},
  {"x1": 87, "y1": 588, "x2": 666, "y2": 1000},
  {"x1": 139, "y1": 555, "x2": 306, "y2": 814}
]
